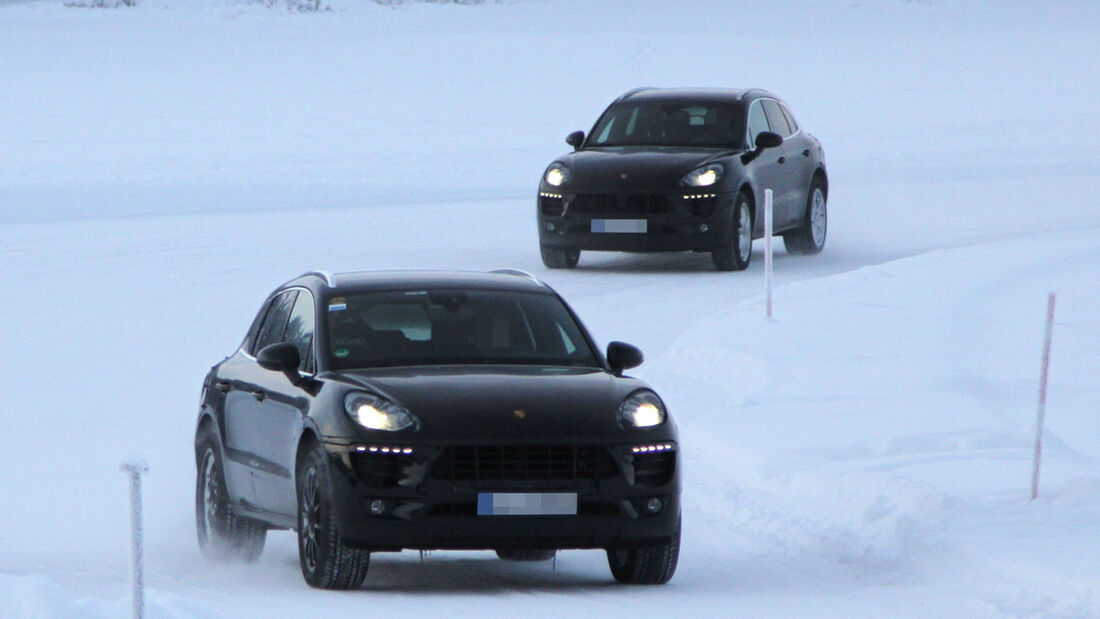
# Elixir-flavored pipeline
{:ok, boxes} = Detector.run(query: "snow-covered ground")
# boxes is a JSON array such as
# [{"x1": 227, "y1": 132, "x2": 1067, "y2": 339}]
[{"x1": 2, "y1": 1, "x2": 1099, "y2": 617}]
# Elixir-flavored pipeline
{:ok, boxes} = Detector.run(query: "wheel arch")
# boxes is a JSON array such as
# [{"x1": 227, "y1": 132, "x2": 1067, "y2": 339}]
[{"x1": 812, "y1": 168, "x2": 828, "y2": 200}]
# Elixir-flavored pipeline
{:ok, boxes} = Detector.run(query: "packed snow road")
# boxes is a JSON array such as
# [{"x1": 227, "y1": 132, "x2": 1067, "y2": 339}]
[{"x1": 2, "y1": 1, "x2": 1100, "y2": 617}]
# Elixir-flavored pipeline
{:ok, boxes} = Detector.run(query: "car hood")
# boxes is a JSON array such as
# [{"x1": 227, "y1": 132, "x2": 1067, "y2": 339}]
[
  {"x1": 330, "y1": 365, "x2": 646, "y2": 441},
  {"x1": 553, "y1": 146, "x2": 739, "y2": 193}
]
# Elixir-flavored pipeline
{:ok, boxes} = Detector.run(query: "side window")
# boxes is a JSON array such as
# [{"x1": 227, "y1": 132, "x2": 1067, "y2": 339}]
[
  {"x1": 762, "y1": 99, "x2": 792, "y2": 138},
  {"x1": 780, "y1": 104, "x2": 799, "y2": 134},
  {"x1": 746, "y1": 101, "x2": 770, "y2": 148},
  {"x1": 241, "y1": 298, "x2": 274, "y2": 354},
  {"x1": 253, "y1": 290, "x2": 297, "y2": 354},
  {"x1": 284, "y1": 290, "x2": 316, "y2": 373}
]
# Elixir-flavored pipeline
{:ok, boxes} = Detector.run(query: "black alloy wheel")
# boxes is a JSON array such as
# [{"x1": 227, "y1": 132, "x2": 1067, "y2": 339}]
[
  {"x1": 540, "y1": 245, "x2": 581, "y2": 269},
  {"x1": 296, "y1": 445, "x2": 370, "y2": 589},
  {"x1": 195, "y1": 434, "x2": 266, "y2": 562},
  {"x1": 606, "y1": 517, "x2": 680, "y2": 584},
  {"x1": 783, "y1": 178, "x2": 827, "y2": 255},
  {"x1": 712, "y1": 193, "x2": 753, "y2": 271}
]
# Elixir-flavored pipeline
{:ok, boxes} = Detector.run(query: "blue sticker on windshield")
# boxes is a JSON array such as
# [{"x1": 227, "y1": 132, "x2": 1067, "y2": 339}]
[
  {"x1": 329, "y1": 297, "x2": 347, "y2": 312},
  {"x1": 334, "y1": 348, "x2": 349, "y2": 358}
]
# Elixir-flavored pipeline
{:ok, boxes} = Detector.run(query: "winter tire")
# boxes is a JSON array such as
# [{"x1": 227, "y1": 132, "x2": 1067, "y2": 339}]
[
  {"x1": 540, "y1": 245, "x2": 580, "y2": 269},
  {"x1": 496, "y1": 549, "x2": 557, "y2": 561},
  {"x1": 712, "y1": 193, "x2": 753, "y2": 271},
  {"x1": 297, "y1": 445, "x2": 370, "y2": 590},
  {"x1": 607, "y1": 517, "x2": 680, "y2": 585},
  {"x1": 783, "y1": 179, "x2": 827, "y2": 255},
  {"x1": 195, "y1": 434, "x2": 266, "y2": 562}
]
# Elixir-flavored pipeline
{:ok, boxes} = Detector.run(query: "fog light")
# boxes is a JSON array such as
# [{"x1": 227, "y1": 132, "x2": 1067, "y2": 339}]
[
  {"x1": 369, "y1": 499, "x2": 387, "y2": 516},
  {"x1": 699, "y1": 224, "x2": 709, "y2": 233},
  {"x1": 546, "y1": 222, "x2": 557, "y2": 231},
  {"x1": 645, "y1": 497, "x2": 663, "y2": 514}
]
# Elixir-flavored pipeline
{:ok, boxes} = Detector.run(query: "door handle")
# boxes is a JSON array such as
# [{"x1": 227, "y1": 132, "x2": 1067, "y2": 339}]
[
  {"x1": 251, "y1": 390, "x2": 266, "y2": 402},
  {"x1": 215, "y1": 381, "x2": 231, "y2": 393},
  {"x1": 802, "y1": 149, "x2": 811, "y2": 157},
  {"x1": 777, "y1": 156, "x2": 786, "y2": 164}
]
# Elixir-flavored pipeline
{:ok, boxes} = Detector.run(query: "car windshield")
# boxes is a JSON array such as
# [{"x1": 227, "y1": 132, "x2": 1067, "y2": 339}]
[
  {"x1": 324, "y1": 289, "x2": 601, "y2": 370},
  {"x1": 589, "y1": 101, "x2": 745, "y2": 148}
]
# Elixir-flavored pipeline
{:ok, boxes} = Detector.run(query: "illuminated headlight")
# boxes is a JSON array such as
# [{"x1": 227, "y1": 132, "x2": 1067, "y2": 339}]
[
  {"x1": 345, "y1": 393, "x2": 418, "y2": 432},
  {"x1": 681, "y1": 163, "x2": 723, "y2": 187},
  {"x1": 544, "y1": 164, "x2": 570, "y2": 187},
  {"x1": 618, "y1": 390, "x2": 666, "y2": 429}
]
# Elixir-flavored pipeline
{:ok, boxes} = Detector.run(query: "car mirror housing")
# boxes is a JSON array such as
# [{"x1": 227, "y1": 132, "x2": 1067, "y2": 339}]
[
  {"x1": 754, "y1": 131, "x2": 782, "y2": 150},
  {"x1": 256, "y1": 342, "x2": 303, "y2": 386},
  {"x1": 606, "y1": 341, "x2": 643, "y2": 375},
  {"x1": 566, "y1": 130, "x2": 585, "y2": 151}
]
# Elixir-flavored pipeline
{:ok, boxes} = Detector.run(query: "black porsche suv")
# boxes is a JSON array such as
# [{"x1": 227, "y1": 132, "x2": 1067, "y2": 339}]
[
  {"x1": 194, "y1": 269, "x2": 680, "y2": 588},
  {"x1": 538, "y1": 87, "x2": 828, "y2": 271}
]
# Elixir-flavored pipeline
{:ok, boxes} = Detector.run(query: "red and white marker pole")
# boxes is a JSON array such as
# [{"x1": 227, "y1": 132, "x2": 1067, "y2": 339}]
[
  {"x1": 1030, "y1": 293, "x2": 1056, "y2": 501},
  {"x1": 764, "y1": 188, "x2": 774, "y2": 319}
]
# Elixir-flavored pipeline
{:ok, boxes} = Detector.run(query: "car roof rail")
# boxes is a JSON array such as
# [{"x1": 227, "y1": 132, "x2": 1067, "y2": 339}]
[
  {"x1": 617, "y1": 86, "x2": 658, "y2": 101},
  {"x1": 301, "y1": 269, "x2": 337, "y2": 288},
  {"x1": 488, "y1": 268, "x2": 544, "y2": 287}
]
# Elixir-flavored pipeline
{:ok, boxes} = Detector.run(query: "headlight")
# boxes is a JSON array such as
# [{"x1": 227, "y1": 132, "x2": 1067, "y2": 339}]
[
  {"x1": 544, "y1": 164, "x2": 570, "y2": 187},
  {"x1": 681, "y1": 163, "x2": 723, "y2": 187},
  {"x1": 345, "y1": 393, "x2": 418, "y2": 432},
  {"x1": 618, "y1": 390, "x2": 666, "y2": 429}
]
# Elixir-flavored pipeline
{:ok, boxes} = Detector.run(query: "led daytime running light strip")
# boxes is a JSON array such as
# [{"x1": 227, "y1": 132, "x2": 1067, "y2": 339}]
[
  {"x1": 540, "y1": 192, "x2": 563, "y2": 199},
  {"x1": 355, "y1": 445, "x2": 414, "y2": 455},
  {"x1": 682, "y1": 193, "x2": 717, "y2": 200},
  {"x1": 631, "y1": 443, "x2": 675, "y2": 454}
]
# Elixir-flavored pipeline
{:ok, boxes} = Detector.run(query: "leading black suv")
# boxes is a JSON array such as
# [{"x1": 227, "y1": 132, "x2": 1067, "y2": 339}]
[
  {"x1": 538, "y1": 87, "x2": 828, "y2": 271},
  {"x1": 194, "y1": 270, "x2": 680, "y2": 588}
]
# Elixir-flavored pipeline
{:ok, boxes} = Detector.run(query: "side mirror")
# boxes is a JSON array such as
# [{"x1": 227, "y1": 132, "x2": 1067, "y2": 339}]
[
  {"x1": 606, "y1": 341, "x2": 644, "y2": 375},
  {"x1": 566, "y1": 130, "x2": 585, "y2": 151},
  {"x1": 754, "y1": 131, "x2": 783, "y2": 150},
  {"x1": 256, "y1": 342, "x2": 303, "y2": 386}
]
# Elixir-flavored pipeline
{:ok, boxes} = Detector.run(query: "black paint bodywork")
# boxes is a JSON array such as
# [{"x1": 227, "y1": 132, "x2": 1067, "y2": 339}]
[
  {"x1": 194, "y1": 271, "x2": 680, "y2": 552},
  {"x1": 538, "y1": 87, "x2": 827, "y2": 255}
]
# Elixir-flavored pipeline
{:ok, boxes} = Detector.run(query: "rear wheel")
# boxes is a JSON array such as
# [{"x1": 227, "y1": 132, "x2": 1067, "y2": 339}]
[
  {"x1": 195, "y1": 435, "x2": 266, "y2": 562},
  {"x1": 607, "y1": 517, "x2": 681, "y2": 584},
  {"x1": 496, "y1": 549, "x2": 557, "y2": 561},
  {"x1": 540, "y1": 245, "x2": 580, "y2": 269},
  {"x1": 783, "y1": 179, "x2": 827, "y2": 255},
  {"x1": 297, "y1": 445, "x2": 370, "y2": 589},
  {"x1": 711, "y1": 193, "x2": 753, "y2": 271}
]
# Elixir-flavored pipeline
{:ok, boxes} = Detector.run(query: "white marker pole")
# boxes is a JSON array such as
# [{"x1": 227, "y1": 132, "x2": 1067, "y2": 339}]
[
  {"x1": 764, "y1": 189, "x2": 774, "y2": 319},
  {"x1": 1030, "y1": 293, "x2": 1056, "y2": 501},
  {"x1": 121, "y1": 461, "x2": 148, "y2": 619}
]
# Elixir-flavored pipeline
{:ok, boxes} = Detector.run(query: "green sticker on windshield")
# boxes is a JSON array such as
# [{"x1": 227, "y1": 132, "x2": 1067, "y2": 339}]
[{"x1": 334, "y1": 348, "x2": 349, "y2": 358}]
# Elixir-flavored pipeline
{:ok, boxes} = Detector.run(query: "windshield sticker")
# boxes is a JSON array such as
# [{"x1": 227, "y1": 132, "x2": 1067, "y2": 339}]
[
  {"x1": 329, "y1": 297, "x2": 347, "y2": 312},
  {"x1": 334, "y1": 348, "x2": 350, "y2": 358}
]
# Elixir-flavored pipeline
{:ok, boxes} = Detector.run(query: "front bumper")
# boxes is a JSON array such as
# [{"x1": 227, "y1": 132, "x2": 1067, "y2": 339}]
[
  {"x1": 537, "y1": 190, "x2": 734, "y2": 252},
  {"x1": 323, "y1": 439, "x2": 681, "y2": 551}
]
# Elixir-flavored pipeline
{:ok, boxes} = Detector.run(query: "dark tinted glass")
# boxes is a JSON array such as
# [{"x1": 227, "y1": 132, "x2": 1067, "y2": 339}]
[
  {"x1": 253, "y1": 290, "x2": 297, "y2": 353},
  {"x1": 746, "y1": 101, "x2": 770, "y2": 147},
  {"x1": 780, "y1": 103, "x2": 798, "y2": 133},
  {"x1": 325, "y1": 289, "x2": 599, "y2": 370},
  {"x1": 284, "y1": 290, "x2": 316, "y2": 372},
  {"x1": 762, "y1": 99, "x2": 792, "y2": 137},
  {"x1": 590, "y1": 101, "x2": 745, "y2": 147}
]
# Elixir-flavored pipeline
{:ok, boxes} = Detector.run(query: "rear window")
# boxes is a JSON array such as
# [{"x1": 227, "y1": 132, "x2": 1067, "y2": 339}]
[{"x1": 325, "y1": 289, "x2": 599, "y2": 370}]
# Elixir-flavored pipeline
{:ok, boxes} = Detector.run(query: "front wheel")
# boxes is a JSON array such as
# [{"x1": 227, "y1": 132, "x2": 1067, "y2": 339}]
[
  {"x1": 195, "y1": 436, "x2": 266, "y2": 562},
  {"x1": 540, "y1": 245, "x2": 580, "y2": 269},
  {"x1": 712, "y1": 194, "x2": 753, "y2": 271},
  {"x1": 297, "y1": 445, "x2": 370, "y2": 589},
  {"x1": 606, "y1": 517, "x2": 681, "y2": 584},
  {"x1": 783, "y1": 179, "x2": 827, "y2": 255}
]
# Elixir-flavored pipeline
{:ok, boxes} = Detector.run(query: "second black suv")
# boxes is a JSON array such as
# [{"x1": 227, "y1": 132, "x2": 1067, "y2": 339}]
[
  {"x1": 195, "y1": 269, "x2": 681, "y2": 588},
  {"x1": 538, "y1": 87, "x2": 828, "y2": 271}
]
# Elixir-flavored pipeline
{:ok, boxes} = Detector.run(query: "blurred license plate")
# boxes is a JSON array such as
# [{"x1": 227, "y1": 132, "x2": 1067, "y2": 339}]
[
  {"x1": 477, "y1": 492, "x2": 577, "y2": 516},
  {"x1": 591, "y1": 219, "x2": 647, "y2": 233}
]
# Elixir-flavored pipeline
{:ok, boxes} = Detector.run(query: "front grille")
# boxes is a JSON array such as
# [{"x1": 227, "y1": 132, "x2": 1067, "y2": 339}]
[
  {"x1": 431, "y1": 445, "x2": 618, "y2": 483},
  {"x1": 350, "y1": 451, "x2": 418, "y2": 488},
  {"x1": 688, "y1": 197, "x2": 718, "y2": 217},
  {"x1": 633, "y1": 451, "x2": 676, "y2": 486},
  {"x1": 571, "y1": 194, "x2": 673, "y2": 216}
]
